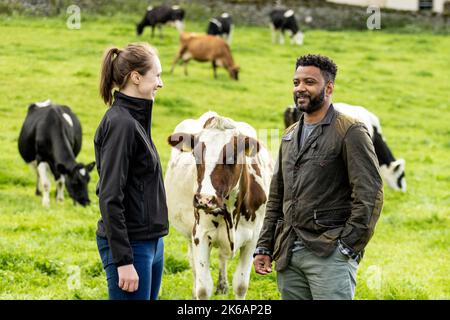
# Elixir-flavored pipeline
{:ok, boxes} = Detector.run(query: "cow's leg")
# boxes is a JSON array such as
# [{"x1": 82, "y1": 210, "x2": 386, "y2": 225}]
[
  {"x1": 232, "y1": 241, "x2": 255, "y2": 300},
  {"x1": 29, "y1": 160, "x2": 41, "y2": 196},
  {"x1": 183, "y1": 59, "x2": 190, "y2": 76},
  {"x1": 192, "y1": 233, "x2": 213, "y2": 299},
  {"x1": 56, "y1": 175, "x2": 65, "y2": 203},
  {"x1": 151, "y1": 25, "x2": 155, "y2": 38},
  {"x1": 279, "y1": 31, "x2": 285, "y2": 45},
  {"x1": 212, "y1": 60, "x2": 218, "y2": 79},
  {"x1": 227, "y1": 27, "x2": 233, "y2": 46},
  {"x1": 216, "y1": 251, "x2": 228, "y2": 294},
  {"x1": 270, "y1": 23, "x2": 276, "y2": 43},
  {"x1": 37, "y1": 162, "x2": 51, "y2": 207},
  {"x1": 187, "y1": 242, "x2": 197, "y2": 299},
  {"x1": 170, "y1": 47, "x2": 186, "y2": 74},
  {"x1": 170, "y1": 56, "x2": 180, "y2": 74}
]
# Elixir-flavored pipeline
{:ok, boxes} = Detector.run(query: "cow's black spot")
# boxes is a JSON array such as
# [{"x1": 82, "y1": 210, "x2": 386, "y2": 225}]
[{"x1": 397, "y1": 172, "x2": 405, "y2": 188}]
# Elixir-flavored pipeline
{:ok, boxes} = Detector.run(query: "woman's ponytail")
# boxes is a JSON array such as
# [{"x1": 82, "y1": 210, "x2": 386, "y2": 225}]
[{"x1": 99, "y1": 47, "x2": 121, "y2": 106}]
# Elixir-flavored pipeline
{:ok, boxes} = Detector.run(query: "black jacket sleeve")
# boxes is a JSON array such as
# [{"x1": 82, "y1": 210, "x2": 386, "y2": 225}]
[{"x1": 97, "y1": 115, "x2": 136, "y2": 267}]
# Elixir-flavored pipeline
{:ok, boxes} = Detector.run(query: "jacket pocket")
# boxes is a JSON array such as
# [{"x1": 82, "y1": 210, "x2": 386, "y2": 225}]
[
  {"x1": 314, "y1": 206, "x2": 351, "y2": 228},
  {"x1": 273, "y1": 219, "x2": 287, "y2": 261},
  {"x1": 138, "y1": 181, "x2": 147, "y2": 224},
  {"x1": 274, "y1": 219, "x2": 284, "y2": 242}
]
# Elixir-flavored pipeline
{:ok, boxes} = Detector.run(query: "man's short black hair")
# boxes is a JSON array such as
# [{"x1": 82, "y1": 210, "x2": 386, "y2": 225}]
[{"x1": 296, "y1": 54, "x2": 338, "y2": 83}]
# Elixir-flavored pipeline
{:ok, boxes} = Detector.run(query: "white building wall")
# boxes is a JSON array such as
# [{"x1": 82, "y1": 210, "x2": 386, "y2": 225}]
[
  {"x1": 433, "y1": 0, "x2": 446, "y2": 13},
  {"x1": 327, "y1": 0, "x2": 447, "y2": 13},
  {"x1": 385, "y1": 0, "x2": 418, "y2": 11},
  {"x1": 327, "y1": 0, "x2": 386, "y2": 6}
]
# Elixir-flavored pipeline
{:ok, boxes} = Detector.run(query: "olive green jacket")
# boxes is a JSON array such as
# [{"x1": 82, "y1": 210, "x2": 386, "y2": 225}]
[{"x1": 256, "y1": 104, "x2": 384, "y2": 272}]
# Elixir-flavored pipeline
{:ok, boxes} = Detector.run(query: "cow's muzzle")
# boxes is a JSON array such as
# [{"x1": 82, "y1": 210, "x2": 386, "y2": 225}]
[{"x1": 193, "y1": 193, "x2": 219, "y2": 211}]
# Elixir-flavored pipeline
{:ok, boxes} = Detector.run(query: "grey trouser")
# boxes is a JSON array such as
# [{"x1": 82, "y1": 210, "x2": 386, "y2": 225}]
[{"x1": 277, "y1": 245, "x2": 358, "y2": 300}]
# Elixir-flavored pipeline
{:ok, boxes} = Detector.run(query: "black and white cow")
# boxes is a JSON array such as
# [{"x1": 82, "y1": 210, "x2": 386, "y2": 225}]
[
  {"x1": 136, "y1": 5, "x2": 185, "y2": 38},
  {"x1": 165, "y1": 112, "x2": 273, "y2": 299},
  {"x1": 18, "y1": 100, "x2": 95, "y2": 207},
  {"x1": 269, "y1": 8, "x2": 304, "y2": 46},
  {"x1": 207, "y1": 13, "x2": 233, "y2": 45},
  {"x1": 283, "y1": 103, "x2": 406, "y2": 192}
]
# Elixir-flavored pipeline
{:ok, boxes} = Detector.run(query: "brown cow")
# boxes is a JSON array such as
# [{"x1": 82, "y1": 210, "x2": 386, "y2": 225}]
[{"x1": 170, "y1": 32, "x2": 240, "y2": 80}]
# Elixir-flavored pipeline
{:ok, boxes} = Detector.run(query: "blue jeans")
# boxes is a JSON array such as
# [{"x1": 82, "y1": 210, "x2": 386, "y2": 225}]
[{"x1": 96, "y1": 235, "x2": 164, "y2": 300}]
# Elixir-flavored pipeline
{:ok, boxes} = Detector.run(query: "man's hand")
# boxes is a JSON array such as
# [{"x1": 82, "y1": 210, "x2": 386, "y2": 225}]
[
  {"x1": 117, "y1": 264, "x2": 139, "y2": 292},
  {"x1": 253, "y1": 255, "x2": 272, "y2": 275}
]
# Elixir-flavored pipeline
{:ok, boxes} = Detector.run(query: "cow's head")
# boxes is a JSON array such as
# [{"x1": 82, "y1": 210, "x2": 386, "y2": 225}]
[
  {"x1": 380, "y1": 159, "x2": 406, "y2": 192},
  {"x1": 59, "y1": 162, "x2": 96, "y2": 206},
  {"x1": 136, "y1": 23, "x2": 144, "y2": 36},
  {"x1": 168, "y1": 117, "x2": 260, "y2": 213},
  {"x1": 229, "y1": 65, "x2": 240, "y2": 80}
]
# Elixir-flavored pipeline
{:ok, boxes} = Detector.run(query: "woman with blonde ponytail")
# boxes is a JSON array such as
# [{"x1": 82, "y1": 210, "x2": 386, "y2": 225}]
[{"x1": 94, "y1": 43, "x2": 168, "y2": 300}]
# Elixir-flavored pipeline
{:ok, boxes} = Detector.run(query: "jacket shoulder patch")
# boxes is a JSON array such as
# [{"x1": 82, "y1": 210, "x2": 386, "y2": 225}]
[{"x1": 282, "y1": 123, "x2": 298, "y2": 141}]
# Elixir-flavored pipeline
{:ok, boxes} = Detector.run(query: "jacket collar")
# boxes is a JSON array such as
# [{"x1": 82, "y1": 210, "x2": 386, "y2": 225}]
[
  {"x1": 292, "y1": 103, "x2": 336, "y2": 161},
  {"x1": 112, "y1": 90, "x2": 153, "y2": 135},
  {"x1": 298, "y1": 103, "x2": 335, "y2": 127}
]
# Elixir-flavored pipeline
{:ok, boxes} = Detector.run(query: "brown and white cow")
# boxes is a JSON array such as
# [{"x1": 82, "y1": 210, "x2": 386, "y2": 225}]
[
  {"x1": 165, "y1": 112, "x2": 273, "y2": 299},
  {"x1": 170, "y1": 33, "x2": 240, "y2": 80}
]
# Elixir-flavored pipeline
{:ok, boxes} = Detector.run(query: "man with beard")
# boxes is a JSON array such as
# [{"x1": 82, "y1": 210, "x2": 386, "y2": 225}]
[{"x1": 253, "y1": 54, "x2": 383, "y2": 300}]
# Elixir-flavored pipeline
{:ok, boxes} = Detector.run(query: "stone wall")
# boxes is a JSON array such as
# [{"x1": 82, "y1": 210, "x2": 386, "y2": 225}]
[{"x1": 1, "y1": 0, "x2": 449, "y2": 32}]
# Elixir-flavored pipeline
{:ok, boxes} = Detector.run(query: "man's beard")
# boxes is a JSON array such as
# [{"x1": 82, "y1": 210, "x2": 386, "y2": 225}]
[{"x1": 294, "y1": 86, "x2": 326, "y2": 114}]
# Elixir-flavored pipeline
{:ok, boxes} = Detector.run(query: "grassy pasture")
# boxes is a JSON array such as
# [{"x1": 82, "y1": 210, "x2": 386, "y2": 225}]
[{"x1": 0, "y1": 14, "x2": 449, "y2": 299}]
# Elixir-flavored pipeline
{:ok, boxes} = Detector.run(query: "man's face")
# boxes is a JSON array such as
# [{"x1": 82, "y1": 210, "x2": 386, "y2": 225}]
[{"x1": 293, "y1": 66, "x2": 329, "y2": 114}]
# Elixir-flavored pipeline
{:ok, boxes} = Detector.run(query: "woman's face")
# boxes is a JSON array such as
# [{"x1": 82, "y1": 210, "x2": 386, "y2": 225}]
[{"x1": 137, "y1": 56, "x2": 163, "y2": 100}]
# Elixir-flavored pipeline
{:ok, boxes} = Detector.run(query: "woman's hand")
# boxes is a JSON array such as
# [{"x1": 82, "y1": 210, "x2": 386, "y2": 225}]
[{"x1": 117, "y1": 264, "x2": 139, "y2": 292}]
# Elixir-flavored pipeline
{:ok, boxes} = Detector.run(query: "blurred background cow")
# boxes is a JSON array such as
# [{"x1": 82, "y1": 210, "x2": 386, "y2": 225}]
[
  {"x1": 269, "y1": 8, "x2": 304, "y2": 45},
  {"x1": 136, "y1": 4, "x2": 185, "y2": 38},
  {"x1": 207, "y1": 13, "x2": 233, "y2": 45},
  {"x1": 171, "y1": 32, "x2": 240, "y2": 80}
]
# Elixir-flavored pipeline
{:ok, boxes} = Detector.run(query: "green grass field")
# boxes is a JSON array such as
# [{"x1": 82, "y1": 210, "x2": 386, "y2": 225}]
[{"x1": 0, "y1": 14, "x2": 449, "y2": 300}]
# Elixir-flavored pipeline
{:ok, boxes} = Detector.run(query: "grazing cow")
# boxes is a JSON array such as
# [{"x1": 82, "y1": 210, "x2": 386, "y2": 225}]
[
  {"x1": 269, "y1": 8, "x2": 304, "y2": 45},
  {"x1": 165, "y1": 112, "x2": 273, "y2": 299},
  {"x1": 207, "y1": 13, "x2": 233, "y2": 45},
  {"x1": 136, "y1": 5, "x2": 185, "y2": 38},
  {"x1": 18, "y1": 100, "x2": 95, "y2": 207},
  {"x1": 170, "y1": 33, "x2": 240, "y2": 80},
  {"x1": 283, "y1": 103, "x2": 406, "y2": 192}
]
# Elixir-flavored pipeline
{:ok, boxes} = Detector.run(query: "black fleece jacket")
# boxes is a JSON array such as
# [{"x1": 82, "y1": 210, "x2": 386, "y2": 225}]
[{"x1": 94, "y1": 91, "x2": 168, "y2": 267}]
